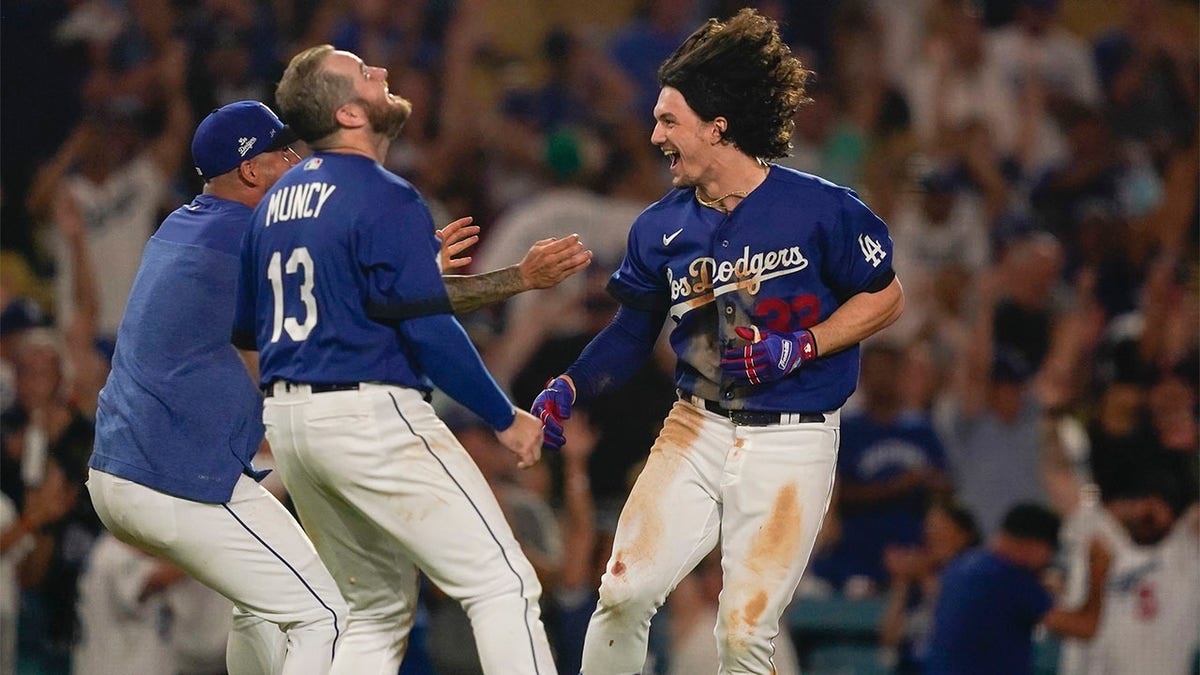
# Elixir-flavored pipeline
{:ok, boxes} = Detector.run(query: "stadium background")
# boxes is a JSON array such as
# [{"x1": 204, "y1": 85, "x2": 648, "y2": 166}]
[{"x1": 0, "y1": 0, "x2": 1196, "y2": 673}]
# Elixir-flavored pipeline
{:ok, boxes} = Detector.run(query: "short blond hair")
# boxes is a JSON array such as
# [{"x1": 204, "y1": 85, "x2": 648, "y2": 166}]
[{"x1": 276, "y1": 45, "x2": 355, "y2": 147}]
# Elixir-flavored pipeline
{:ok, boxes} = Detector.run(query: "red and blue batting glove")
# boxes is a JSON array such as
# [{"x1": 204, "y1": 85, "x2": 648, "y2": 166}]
[
  {"x1": 721, "y1": 326, "x2": 817, "y2": 385},
  {"x1": 531, "y1": 376, "x2": 575, "y2": 450}
]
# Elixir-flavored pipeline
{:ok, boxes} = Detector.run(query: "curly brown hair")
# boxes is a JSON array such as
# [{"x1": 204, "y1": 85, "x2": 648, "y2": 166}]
[{"x1": 657, "y1": 8, "x2": 810, "y2": 160}]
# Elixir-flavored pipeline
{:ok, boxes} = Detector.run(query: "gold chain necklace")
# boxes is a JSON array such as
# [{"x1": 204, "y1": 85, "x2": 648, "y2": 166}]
[{"x1": 694, "y1": 188, "x2": 749, "y2": 211}]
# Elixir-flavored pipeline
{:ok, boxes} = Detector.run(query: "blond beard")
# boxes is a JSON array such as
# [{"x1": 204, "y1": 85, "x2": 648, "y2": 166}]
[{"x1": 366, "y1": 96, "x2": 412, "y2": 140}]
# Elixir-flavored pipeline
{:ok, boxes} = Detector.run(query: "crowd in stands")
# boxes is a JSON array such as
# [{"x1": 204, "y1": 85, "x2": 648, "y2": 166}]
[{"x1": 0, "y1": 0, "x2": 1196, "y2": 673}]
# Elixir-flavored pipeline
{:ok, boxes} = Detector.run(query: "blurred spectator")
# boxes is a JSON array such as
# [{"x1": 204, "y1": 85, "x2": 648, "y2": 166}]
[
  {"x1": 318, "y1": 0, "x2": 443, "y2": 72},
  {"x1": 500, "y1": 27, "x2": 634, "y2": 137},
  {"x1": 165, "y1": 577, "x2": 235, "y2": 675},
  {"x1": 608, "y1": 0, "x2": 696, "y2": 118},
  {"x1": 888, "y1": 168, "x2": 993, "y2": 339},
  {"x1": 796, "y1": 2, "x2": 910, "y2": 190},
  {"x1": 459, "y1": 420, "x2": 565, "y2": 585},
  {"x1": 181, "y1": 0, "x2": 284, "y2": 113},
  {"x1": 926, "y1": 503, "x2": 1111, "y2": 675},
  {"x1": 0, "y1": 264, "x2": 50, "y2": 413},
  {"x1": 812, "y1": 341, "x2": 951, "y2": 591},
  {"x1": 778, "y1": 81, "x2": 840, "y2": 179},
  {"x1": 879, "y1": 498, "x2": 981, "y2": 674},
  {"x1": 0, "y1": 329, "x2": 100, "y2": 673},
  {"x1": 0, "y1": 470, "x2": 75, "y2": 675},
  {"x1": 985, "y1": 0, "x2": 1102, "y2": 172},
  {"x1": 907, "y1": 0, "x2": 1029, "y2": 170},
  {"x1": 72, "y1": 531, "x2": 185, "y2": 675},
  {"x1": 1092, "y1": 0, "x2": 1199, "y2": 156},
  {"x1": 1, "y1": 329, "x2": 95, "y2": 507},
  {"x1": 991, "y1": 232, "x2": 1064, "y2": 372},
  {"x1": 870, "y1": 0, "x2": 935, "y2": 89},
  {"x1": 1029, "y1": 104, "x2": 1130, "y2": 240},
  {"x1": 1058, "y1": 475, "x2": 1199, "y2": 675},
  {"x1": 26, "y1": 59, "x2": 191, "y2": 341},
  {"x1": 936, "y1": 248, "x2": 1066, "y2": 535}
]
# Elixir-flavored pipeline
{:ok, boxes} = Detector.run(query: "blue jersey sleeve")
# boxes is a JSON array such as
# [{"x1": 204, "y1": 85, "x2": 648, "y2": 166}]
[
  {"x1": 566, "y1": 305, "x2": 665, "y2": 403},
  {"x1": 357, "y1": 190, "x2": 453, "y2": 321},
  {"x1": 607, "y1": 215, "x2": 669, "y2": 312},
  {"x1": 822, "y1": 189, "x2": 896, "y2": 302},
  {"x1": 399, "y1": 313, "x2": 516, "y2": 429}
]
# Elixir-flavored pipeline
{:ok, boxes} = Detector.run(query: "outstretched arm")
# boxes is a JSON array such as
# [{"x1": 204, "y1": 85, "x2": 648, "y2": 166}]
[
  {"x1": 533, "y1": 304, "x2": 665, "y2": 450},
  {"x1": 1043, "y1": 539, "x2": 1111, "y2": 639},
  {"x1": 443, "y1": 235, "x2": 592, "y2": 313},
  {"x1": 401, "y1": 312, "x2": 545, "y2": 469}
]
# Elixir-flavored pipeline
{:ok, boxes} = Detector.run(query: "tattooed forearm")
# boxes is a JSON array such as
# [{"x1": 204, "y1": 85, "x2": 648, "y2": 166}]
[{"x1": 444, "y1": 266, "x2": 528, "y2": 314}]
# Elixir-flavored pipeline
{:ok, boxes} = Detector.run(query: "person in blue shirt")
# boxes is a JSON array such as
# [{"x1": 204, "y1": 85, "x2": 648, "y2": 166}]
[
  {"x1": 234, "y1": 45, "x2": 590, "y2": 675},
  {"x1": 87, "y1": 98, "x2": 579, "y2": 675},
  {"x1": 926, "y1": 502, "x2": 1112, "y2": 675},
  {"x1": 814, "y1": 341, "x2": 950, "y2": 590},
  {"x1": 87, "y1": 101, "x2": 349, "y2": 675}
]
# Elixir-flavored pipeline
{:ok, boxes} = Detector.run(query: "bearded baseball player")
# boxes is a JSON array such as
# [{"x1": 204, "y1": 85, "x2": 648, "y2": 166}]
[
  {"x1": 233, "y1": 45, "x2": 590, "y2": 675},
  {"x1": 532, "y1": 9, "x2": 905, "y2": 674},
  {"x1": 87, "y1": 101, "x2": 348, "y2": 675}
]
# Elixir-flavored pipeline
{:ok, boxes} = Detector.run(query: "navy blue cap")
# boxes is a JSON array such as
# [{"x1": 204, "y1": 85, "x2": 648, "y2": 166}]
[{"x1": 192, "y1": 101, "x2": 298, "y2": 180}]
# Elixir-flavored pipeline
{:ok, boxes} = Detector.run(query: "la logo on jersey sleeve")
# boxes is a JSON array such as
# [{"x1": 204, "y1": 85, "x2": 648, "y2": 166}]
[{"x1": 858, "y1": 233, "x2": 887, "y2": 268}]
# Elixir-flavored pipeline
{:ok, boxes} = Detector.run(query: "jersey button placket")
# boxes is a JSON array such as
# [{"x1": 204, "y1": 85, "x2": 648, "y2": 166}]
[{"x1": 716, "y1": 214, "x2": 738, "y2": 401}]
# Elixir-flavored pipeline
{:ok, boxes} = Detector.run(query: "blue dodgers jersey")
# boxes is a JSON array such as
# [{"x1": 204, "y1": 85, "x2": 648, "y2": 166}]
[
  {"x1": 234, "y1": 153, "x2": 451, "y2": 387},
  {"x1": 608, "y1": 166, "x2": 895, "y2": 411},
  {"x1": 90, "y1": 195, "x2": 266, "y2": 503},
  {"x1": 834, "y1": 412, "x2": 948, "y2": 580}
]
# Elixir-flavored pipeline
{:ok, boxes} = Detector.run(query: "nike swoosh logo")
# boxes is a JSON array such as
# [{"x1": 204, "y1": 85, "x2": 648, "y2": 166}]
[{"x1": 663, "y1": 228, "x2": 684, "y2": 246}]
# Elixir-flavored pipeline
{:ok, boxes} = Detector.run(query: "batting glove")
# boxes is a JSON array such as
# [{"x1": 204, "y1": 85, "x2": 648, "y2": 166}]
[
  {"x1": 531, "y1": 376, "x2": 575, "y2": 451},
  {"x1": 721, "y1": 326, "x2": 817, "y2": 385}
]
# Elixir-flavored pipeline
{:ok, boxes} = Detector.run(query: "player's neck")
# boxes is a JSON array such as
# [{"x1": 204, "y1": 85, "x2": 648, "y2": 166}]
[
  {"x1": 203, "y1": 180, "x2": 261, "y2": 209},
  {"x1": 695, "y1": 155, "x2": 770, "y2": 213},
  {"x1": 313, "y1": 129, "x2": 389, "y2": 163}
]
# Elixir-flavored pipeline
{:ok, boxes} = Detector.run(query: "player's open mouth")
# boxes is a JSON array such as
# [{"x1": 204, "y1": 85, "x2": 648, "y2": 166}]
[{"x1": 664, "y1": 149, "x2": 680, "y2": 170}]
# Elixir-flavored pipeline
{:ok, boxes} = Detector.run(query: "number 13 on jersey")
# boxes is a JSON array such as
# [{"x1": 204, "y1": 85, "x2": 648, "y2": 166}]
[{"x1": 267, "y1": 247, "x2": 318, "y2": 343}]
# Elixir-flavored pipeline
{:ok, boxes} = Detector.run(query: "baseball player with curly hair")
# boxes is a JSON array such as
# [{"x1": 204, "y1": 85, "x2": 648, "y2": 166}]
[
  {"x1": 233, "y1": 45, "x2": 591, "y2": 675},
  {"x1": 532, "y1": 9, "x2": 905, "y2": 674}
]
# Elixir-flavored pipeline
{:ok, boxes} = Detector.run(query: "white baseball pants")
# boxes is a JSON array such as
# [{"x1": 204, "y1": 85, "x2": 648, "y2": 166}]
[
  {"x1": 263, "y1": 383, "x2": 555, "y2": 675},
  {"x1": 581, "y1": 399, "x2": 839, "y2": 674},
  {"x1": 86, "y1": 469, "x2": 347, "y2": 675}
]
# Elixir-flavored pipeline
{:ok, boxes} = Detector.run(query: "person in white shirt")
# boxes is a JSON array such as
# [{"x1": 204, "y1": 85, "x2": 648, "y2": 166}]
[
  {"x1": 1059, "y1": 474, "x2": 1200, "y2": 675},
  {"x1": 72, "y1": 532, "x2": 186, "y2": 675}
]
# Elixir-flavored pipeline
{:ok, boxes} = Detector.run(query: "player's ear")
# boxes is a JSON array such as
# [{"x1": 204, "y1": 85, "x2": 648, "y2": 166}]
[
  {"x1": 237, "y1": 157, "x2": 258, "y2": 186},
  {"x1": 710, "y1": 116, "x2": 728, "y2": 143},
  {"x1": 335, "y1": 102, "x2": 367, "y2": 130}
]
